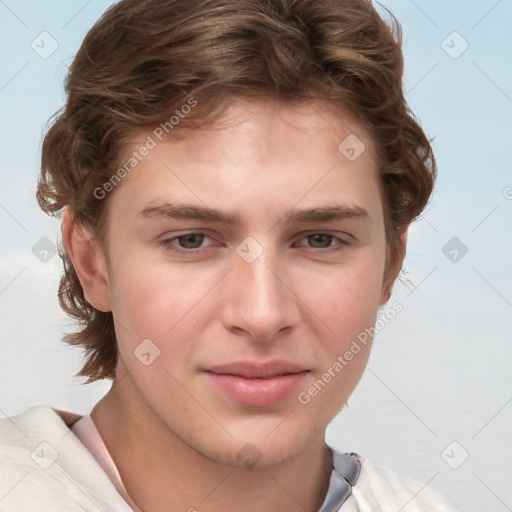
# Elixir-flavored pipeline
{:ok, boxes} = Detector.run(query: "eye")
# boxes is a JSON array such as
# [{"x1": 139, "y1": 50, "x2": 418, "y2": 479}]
[
  {"x1": 175, "y1": 233, "x2": 207, "y2": 249},
  {"x1": 304, "y1": 233, "x2": 334, "y2": 248},
  {"x1": 296, "y1": 233, "x2": 350, "y2": 252},
  {"x1": 161, "y1": 233, "x2": 214, "y2": 253}
]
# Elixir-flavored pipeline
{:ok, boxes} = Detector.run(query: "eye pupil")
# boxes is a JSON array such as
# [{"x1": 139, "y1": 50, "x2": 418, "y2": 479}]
[
  {"x1": 308, "y1": 234, "x2": 331, "y2": 248},
  {"x1": 179, "y1": 234, "x2": 203, "y2": 248}
]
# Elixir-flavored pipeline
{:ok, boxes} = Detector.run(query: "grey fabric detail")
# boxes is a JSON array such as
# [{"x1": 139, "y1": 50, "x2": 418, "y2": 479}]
[
  {"x1": 316, "y1": 452, "x2": 361, "y2": 512},
  {"x1": 332, "y1": 452, "x2": 361, "y2": 486}
]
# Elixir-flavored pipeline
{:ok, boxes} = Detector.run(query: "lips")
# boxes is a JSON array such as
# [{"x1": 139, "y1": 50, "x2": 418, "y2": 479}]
[{"x1": 204, "y1": 360, "x2": 309, "y2": 407}]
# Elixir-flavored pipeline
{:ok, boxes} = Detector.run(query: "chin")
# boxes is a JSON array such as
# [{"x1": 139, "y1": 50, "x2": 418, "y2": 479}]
[{"x1": 194, "y1": 424, "x2": 320, "y2": 470}]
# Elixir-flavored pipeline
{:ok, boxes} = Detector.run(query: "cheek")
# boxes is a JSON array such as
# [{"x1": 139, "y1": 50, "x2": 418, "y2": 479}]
[
  {"x1": 294, "y1": 263, "x2": 383, "y2": 409},
  {"x1": 300, "y1": 254, "x2": 385, "y2": 341},
  {"x1": 107, "y1": 251, "x2": 216, "y2": 352}
]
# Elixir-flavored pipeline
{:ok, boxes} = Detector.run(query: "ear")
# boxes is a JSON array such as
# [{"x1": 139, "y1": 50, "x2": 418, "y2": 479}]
[
  {"x1": 61, "y1": 207, "x2": 112, "y2": 312},
  {"x1": 379, "y1": 228, "x2": 408, "y2": 305}
]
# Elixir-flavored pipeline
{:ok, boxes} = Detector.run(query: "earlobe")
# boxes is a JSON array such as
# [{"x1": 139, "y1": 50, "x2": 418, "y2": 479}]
[
  {"x1": 61, "y1": 207, "x2": 112, "y2": 312},
  {"x1": 379, "y1": 229, "x2": 408, "y2": 305}
]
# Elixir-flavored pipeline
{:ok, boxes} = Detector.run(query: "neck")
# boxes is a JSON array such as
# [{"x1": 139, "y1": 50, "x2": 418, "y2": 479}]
[{"x1": 90, "y1": 371, "x2": 333, "y2": 512}]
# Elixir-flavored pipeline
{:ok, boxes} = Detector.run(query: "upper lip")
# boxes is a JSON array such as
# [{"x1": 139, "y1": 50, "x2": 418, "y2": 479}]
[{"x1": 204, "y1": 360, "x2": 309, "y2": 379}]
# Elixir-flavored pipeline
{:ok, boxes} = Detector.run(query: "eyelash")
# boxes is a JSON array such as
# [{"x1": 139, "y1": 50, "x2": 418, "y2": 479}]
[{"x1": 160, "y1": 232, "x2": 350, "y2": 255}]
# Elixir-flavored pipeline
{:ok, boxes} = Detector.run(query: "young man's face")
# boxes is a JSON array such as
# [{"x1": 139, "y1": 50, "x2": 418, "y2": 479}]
[{"x1": 88, "y1": 98, "x2": 396, "y2": 467}]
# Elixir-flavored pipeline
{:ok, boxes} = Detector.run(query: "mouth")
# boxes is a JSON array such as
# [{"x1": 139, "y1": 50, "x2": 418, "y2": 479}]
[{"x1": 203, "y1": 360, "x2": 310, "y2": 407}]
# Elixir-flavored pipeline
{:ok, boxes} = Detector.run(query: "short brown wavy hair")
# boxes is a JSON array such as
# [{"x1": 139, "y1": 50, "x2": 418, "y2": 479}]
[{"x1": 37, "y1": 0, "x2": 436, "y2": 383}]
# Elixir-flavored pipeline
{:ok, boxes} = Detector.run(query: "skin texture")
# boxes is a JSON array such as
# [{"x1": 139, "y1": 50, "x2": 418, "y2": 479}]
[{"x1": 63, "y1": 98, "x2": 405, "y2": 512}]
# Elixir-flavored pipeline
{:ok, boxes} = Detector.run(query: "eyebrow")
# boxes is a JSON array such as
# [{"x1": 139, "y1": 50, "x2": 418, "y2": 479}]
[{"x1": 138, "y1": 202, "x2": 370, "y2": 225}]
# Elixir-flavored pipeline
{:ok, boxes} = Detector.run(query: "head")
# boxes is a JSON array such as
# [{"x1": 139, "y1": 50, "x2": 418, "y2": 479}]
[{"x1": 37, "y1": 0, "x2": 435, "y2": 467}]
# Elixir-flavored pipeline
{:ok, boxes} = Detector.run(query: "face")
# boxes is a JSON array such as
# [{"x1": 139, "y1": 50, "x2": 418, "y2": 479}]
[{"x1": 92, "y1": 98, "x2": 394, "y2": 467}]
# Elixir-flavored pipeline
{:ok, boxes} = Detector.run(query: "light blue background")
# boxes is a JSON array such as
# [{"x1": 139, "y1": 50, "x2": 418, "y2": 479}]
[{"x1": 1, "y1": 1, "x2": 511, "y2": 511}]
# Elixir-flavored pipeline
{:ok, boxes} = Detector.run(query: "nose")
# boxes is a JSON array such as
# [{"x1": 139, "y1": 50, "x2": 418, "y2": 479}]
[{"x1": 220, "y1": 243, "x2": 299, "y2": 343}]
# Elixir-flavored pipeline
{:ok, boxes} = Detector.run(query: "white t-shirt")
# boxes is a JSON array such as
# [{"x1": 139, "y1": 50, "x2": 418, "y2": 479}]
[{"x1": 0, "y1": 404, "x2": 464, "y2": 511}]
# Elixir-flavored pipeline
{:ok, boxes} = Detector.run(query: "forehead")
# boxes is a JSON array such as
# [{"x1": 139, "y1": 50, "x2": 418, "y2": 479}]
[
  {"x1": 107, "y1": 98, "x2": 381, "y2": 226},
  {"x1": 118, "y1": 97, "x2": 376, "y2": 166}
]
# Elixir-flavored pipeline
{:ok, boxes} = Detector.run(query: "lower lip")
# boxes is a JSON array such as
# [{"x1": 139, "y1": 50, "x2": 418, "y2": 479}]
[{"x1": 205, "y1": 371, "x2": 308, "y2": 407}]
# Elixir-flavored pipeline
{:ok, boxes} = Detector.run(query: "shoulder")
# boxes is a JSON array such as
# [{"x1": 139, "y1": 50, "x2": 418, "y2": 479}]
[
  {"x1": 342, "y1": 453, "x2": 464, "y2": 512},
  {"x1": 0, "y1": 404, "x2": 69, "y2": 468},
  {"x1": 0, "y1": 404, "x2": 128, "y2": 511},
  {"x1": 0, "y1": 405, "x2": 78, "y2": 509}
]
